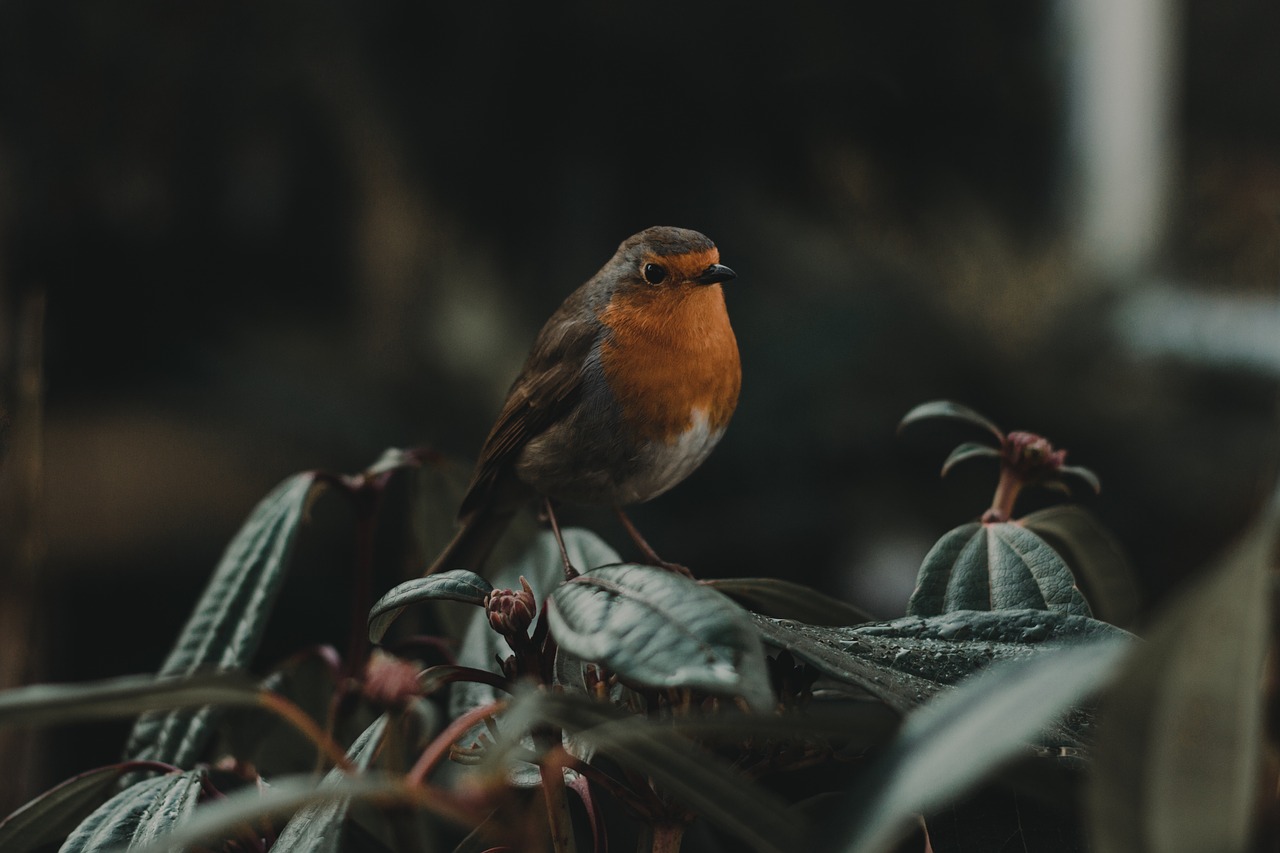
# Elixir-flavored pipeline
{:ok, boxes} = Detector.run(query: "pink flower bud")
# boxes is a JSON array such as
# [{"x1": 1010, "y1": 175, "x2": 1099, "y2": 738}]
[{"x1": 485, "y1": 576, "x2": 537, "y2": 637}]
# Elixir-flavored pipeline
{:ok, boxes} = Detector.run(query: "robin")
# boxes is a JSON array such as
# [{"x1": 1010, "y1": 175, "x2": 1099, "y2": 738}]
[{"x1": 428, "y1": 226, "x2": 740, "y2": 577}]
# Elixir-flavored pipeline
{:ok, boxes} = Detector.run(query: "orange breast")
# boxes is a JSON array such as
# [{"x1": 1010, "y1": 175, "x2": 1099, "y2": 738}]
[{"x1": 598, "y1": 284, "x2": 741, "y2": 444}]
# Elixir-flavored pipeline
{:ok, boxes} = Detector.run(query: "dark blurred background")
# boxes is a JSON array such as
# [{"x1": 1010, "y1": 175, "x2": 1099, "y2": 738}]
[{"x1": 2, "y1": 0, "x2": 1279, "y2": 812}]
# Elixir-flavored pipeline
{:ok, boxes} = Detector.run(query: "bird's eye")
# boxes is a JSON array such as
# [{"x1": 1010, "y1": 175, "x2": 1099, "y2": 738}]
[{"x1": 643, "y1": 263, "x2": 667, "y2": 284}]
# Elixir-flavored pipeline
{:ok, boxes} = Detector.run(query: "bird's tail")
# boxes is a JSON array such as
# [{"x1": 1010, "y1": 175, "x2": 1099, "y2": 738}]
[{"x1": 426, "y1": 503, "x2": 518, "y2": 576}]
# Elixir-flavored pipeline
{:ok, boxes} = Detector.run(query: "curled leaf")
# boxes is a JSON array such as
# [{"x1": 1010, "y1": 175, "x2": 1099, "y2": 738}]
[
  {"x1": 368, "y1": 569, "x2": 494, "y2": 643},
  {"x1": 940, "y1": 442, "x2": 1002, "y2": 477},
  {"x1": 1058, "y1": 463, "x2": 1102, "y2": 494},
  {"x1": 898, "y1": 401, "x2": 1004, "y2": 440}
]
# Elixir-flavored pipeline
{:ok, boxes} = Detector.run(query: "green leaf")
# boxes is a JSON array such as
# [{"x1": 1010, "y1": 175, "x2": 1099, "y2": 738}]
[
  {"x1": 0, "y1": 763, "x2": 170, "y2": 852},
  {"x1": 129, "y1": 774, "x2": 413, "y2": 853},
  {"x1": 548, "y1": 564, "x2": 775, "y2": 713},
  {"x1": 907, "y1": 522, "x2": 1091, "y2": 617},
  {"x1": 0, "y1": 672, "x2": 261, "y2": 729},
  {"x1": 939, "y1": 441, "x2": 1001, "y2": 477},
  {"x1": 754, "y1": 609, "x2": 1129, "y2": 721},
  {"x1": 272, "y1": 715, "x2": 391, "y2": 852},
  {"x1": 1058, "y1": 464, "x2": 1101, "y2": 494},
  {"x1": 1021, "y1": 506, "x2": 1140, "y2": 627},
  {"x1": 59, "y1": 769, "x2": 205, "y2": 852},
  {"x1": 368, "y1": 570, "x2": 494, "y2": 643},
  {"x1": 837, "y1": 640, "x2": 1129, "y2": 853},
  {"x1": 1085, "y1": 500, "x2": 1274, "y2": 853},
  {"x1": 701, "y1": 577, "x2": 873, "y2": 626},
  {"x1": 123, "y1": 473, "x2": 316, "y2": 769},
  {"x1": 898, "y1": 400, "x2": 1004, "y2": 440}
]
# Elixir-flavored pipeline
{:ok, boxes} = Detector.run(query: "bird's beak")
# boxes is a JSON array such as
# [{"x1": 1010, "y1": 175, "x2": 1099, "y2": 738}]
[{"x1": 695, "y1": 263, "x2": 737, "y2": 285}]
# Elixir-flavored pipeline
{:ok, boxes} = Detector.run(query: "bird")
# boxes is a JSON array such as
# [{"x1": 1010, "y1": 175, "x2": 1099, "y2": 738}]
[{"x1": 427, "y1": 226, "x2": 740, "y2": 578}]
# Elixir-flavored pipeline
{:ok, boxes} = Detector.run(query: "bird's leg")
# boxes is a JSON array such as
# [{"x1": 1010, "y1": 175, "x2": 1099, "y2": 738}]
[
  {"x1": 615, "y1": 509, "x2": 693, "y2": 578},
  {"x1": 544, "y1": 497, "x2": 579, "y2": 580}
]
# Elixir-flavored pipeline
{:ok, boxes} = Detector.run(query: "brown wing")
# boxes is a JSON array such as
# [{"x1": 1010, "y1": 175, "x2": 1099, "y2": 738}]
[{"x1": 457, "y1": 305, "x2": 598, "y2": 517}]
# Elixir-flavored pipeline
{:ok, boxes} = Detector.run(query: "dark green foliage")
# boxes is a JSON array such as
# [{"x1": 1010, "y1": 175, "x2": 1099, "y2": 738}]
[
  {"x1": 0, "y1": 764, "x2": 165, "y2": 852},
  {"x1": 272, "y1": 715, "x2": 391, "y2": 853},
  {"x1": 124, "y1": 474, "x2": 317, "y2": 769},
  {"x1": 0, "y1": 404, "x2": 1272, "y2": 852},
  {"x1": 59, "y1": 770, "x2": 205, "y2": 852},
  {"x1": 548, "y1": 563, "x2": 775, "y2": 713},
  {"x1": 908, "y1": 522, "x2": 1091, "y2": 617},
  {"x1": 368, "y1": 569, "x2": 494, "y2": 643}
]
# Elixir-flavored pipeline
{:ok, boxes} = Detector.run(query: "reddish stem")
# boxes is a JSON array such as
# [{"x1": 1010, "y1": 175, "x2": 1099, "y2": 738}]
[
  {"x1": 407, "y1": 699, "x2": 508, "y2": 786},
  {"x1": 983, "y1": 468, "x2": 1024, "y2": 523},
  {"x1": 646, "y1": 823, "x2": 686, "y2": 853}
]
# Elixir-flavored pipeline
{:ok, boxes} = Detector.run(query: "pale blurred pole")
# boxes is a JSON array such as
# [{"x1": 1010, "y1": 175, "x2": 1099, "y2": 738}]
[{"x1": 1061, "y1": 0, "x2": 1180, "y2": 282}]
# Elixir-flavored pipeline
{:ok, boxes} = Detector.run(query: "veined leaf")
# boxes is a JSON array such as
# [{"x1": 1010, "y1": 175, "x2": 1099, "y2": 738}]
[
  {"x1": 1086, "y1": 499, "x2": 1274, "y2": 853},
  {"x1": 754, "y1": 609, "x2": 1129, "y2": 722},
  {"x1": 129, "y1": 774, "x2": 416, "y2": 853},
  {"x1": 59, "y1": 769, "x2": 205, "y2": 852},
  {"x1": 368, "y1": 570, "x2": 493, "y2": 643},
  {"x1": 124, "y1": 473, "x2": 317, "y2": 768},
  {"x1": 908, "y1": 522, "x2": 1091, "y2": 617},
  {"x1": 837, "y1": 640, "x2": 1129, "y2": 853},
  {"x1": 1021, "y1": 506, "x2": 1140, "y2": 627},
  {"x1": 701, "y1": 577, "x2": 874, "y2": 626},
  {"x1": 548, "y1": 564, "x2": 775, "y2": 713},
  {"x1": 0, "y1": 763, "x2": 172, "y2": 852},
  {"x1": 272, "y1": 715, "x2": 390, "y2": 852}
]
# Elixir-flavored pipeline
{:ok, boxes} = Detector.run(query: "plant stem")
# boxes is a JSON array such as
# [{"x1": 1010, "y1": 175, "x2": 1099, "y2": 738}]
[
  {"x1": 640, "y1": 822, "x2": 685, "y2": 853},
  {"x1": 258, "y1": 691, "x2": 355, "y2": 772},
  {"x1": 406, "y1": 699, "x2": 507, "y2": 786},
  {"x1": 984, "y1": 469, "x2": 1024, "y2": 523},
  {"x1": 541, "y1": 757, "x2": 578, "y2": 853}
]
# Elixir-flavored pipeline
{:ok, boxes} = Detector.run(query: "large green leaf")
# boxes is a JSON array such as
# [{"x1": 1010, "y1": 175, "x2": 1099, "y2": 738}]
[
  {"x1": 0, "y1": 763, "x2": 170, "y2": 852},
  {"x1": 548, "y1": 564, "x2": 775, "y2": 713},
  {"x1": 272, "y1": 715, "x2": 390, "y2": 852},
  {"x1": 59, "y1": 769, "x2": 205, "y2": 852},
  {"x1": 124, "y1": 473, "x2": 317, "y2": 768},
  {"x1": 1085, "y1": 501, "x2": 1274, "y2": 853},
  {"x1": 701, "y1": 577, "x2": 874, "y2": 626},
  {"x1": 837, "y1": 640, "x2": 1129, "y2": 853},
  {"x1": 0, "y1": 672, "x2": 261, "y2": 729},
  {"x1": 1021, "y1": 506, "x2": 1140, "y2": 628},
  {"x1": 368, "y1": 569, "x2": 493, "y2": 643},
  {"x1": 129, "y1": 774, "x2": 412, "y2": 853},
  {"x1": 754, "y1": 609, "x2": 1128, "y2": 720},
  {"x1": 908, "y1": 522, "x2": 1091, "y2": 617}
]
